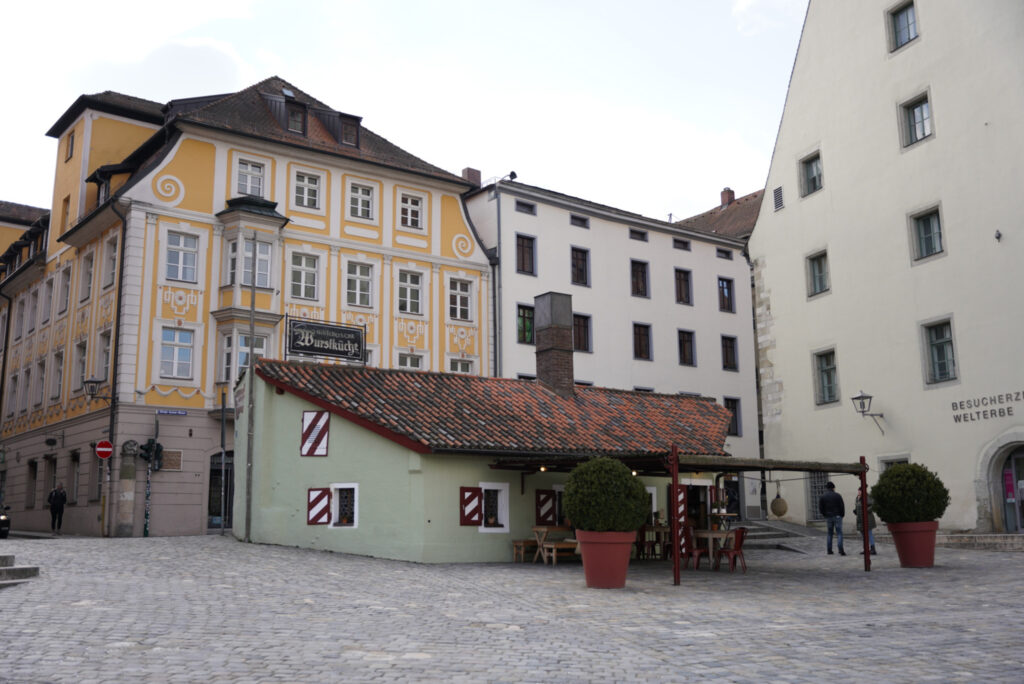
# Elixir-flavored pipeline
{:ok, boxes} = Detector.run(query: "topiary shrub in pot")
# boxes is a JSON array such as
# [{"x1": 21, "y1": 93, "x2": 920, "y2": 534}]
[
  {"x1": 564, "y1": 457, "x2": 650, "y2": 588},
  {"x1": 870, "y1": 463, "x2": 950, "y2": 568}
]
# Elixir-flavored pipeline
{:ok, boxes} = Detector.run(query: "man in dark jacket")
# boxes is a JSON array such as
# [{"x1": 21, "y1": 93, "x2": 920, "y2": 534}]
[
  {"x1": 818, "y1": 481, "x2": 845, "y2": 555},
  {"x1": 47, "y1": 483, "x2": 67, "y2": 535}
]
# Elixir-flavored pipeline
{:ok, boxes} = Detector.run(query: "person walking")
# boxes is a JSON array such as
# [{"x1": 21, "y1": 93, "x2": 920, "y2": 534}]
[
  {"x1": 818, "y1": 481, "x2": 845, "y2": 555},
  {"x1": 855, "y1": 492, "x2": 878, "y2": 555},
  {"x1": 47, "y1": 482, "x2": 67, "y2": 535}
]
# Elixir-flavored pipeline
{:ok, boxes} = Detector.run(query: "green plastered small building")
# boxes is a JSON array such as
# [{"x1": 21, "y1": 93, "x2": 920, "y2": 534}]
[{"x1": 233, "y1": 293, "x2": 733, "y2": 563}]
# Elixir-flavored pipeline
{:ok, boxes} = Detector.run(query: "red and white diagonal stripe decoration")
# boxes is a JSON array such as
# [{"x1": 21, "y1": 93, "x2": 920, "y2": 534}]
[
  {"x1": 301, "y1": 411, "x2": 329, "y2": 457},
  {"x1": 307, "y1": 487, "x2": 331, "y2": 525}
]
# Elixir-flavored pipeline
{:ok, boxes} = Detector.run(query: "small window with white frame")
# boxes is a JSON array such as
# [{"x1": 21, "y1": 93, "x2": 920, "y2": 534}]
[
  {"x1": 801, "y1": 152, "x2": 823, "y2": 196},
  {"x1": 74, "y1": 341, "x2": 87, "y2": 391},
  {"x1": 34, "y1": 359, "x2": 45, "y2": 406},
  {"x1": 289, "y1": 253, "x2": 318, "y2": 300},
  {"x1": 50, "y1": 351, "x2": 64, "y2": 401},
  {"x1": 40, "y1": 278, "x2": 53, "y2": 324},
  {"x1": 814, "y1": 349, "x2": 839, "y2": 405},
  {"x1": 58, "y1": 266, "x2": 72, "y2": 315},
  {"x1": 237, "y1": 159, "x2": 264, "y2": 197},
  {"x1": 6, "y1": 375, "x2": 17, "y2": 415},
  {"x1": 398, "y1": 353, "x2": 423, "y2": 370},
  {"x1": 348, "y1": 182, "x2": 375, "y2": 221},
  {"x1": 79, "y1": 253, "x2": 94, "y2": 301},
  {"x1": 166, "y1": 232, "x2": 199, "y2": 283},
  {"x1": 27, "y1": 290, "x2": 37, "y2": 333},
  {"x1": 479, "y1": 481, "x2": 509, "y2": 532},
  {"x1": 902, "y1": 94, "x2": 932, "y2": 147},
  {"x1": 397, "y1": 270, "x2": 422, "y2": 315},
  {"x1": 399, "y1": 192, "x2": 424, "y2": 230},
  {"x1": 294, "y1": 172, "x2": 320, "y2": 210},
  {"x1": 346, "y1": 262, "x2": 374, "y2": 308},
  {"x1": 97, "y1": 330, "x2": 112, "y2": 382},
  {"x1": 228, "y1": 239, "x2": 272, "y2": 288},
  {"x1": 449, "y1": 358, "x2": 473, "y2": 374},
  {"x1": 160, "y1": 327, "x2": 194, "y2": 379},
  {"x1": 331, "y1": 483, "x2": 358, "y2": 528},
  {"x1": 222, "y1": 332, "x2": 267, "y2": 384},
  {"x1": 448, "y1": 278, "x2": 472, "y2": 322},
  {"x1": 103, "y1": 235, "x2": 118, "y2": 288}
]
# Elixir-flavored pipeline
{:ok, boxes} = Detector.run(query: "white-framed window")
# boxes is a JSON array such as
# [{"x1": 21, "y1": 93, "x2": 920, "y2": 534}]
[
  {"x1": 286, "y1": 104, "x2": 306, "y2": 134},
  {"x1": 399, "y1": 193, "x2": 423, "y2": 229},
  {"x1": 807, "y1": 251, "x2": 830, "y2": 296},
  {"x1": 397, "y1": 270, "x2": 422, "y2": 315},
  {"x1": 801, "y1": 153, "x2": 823, "y2": 196},
  {"x1": 74, "y1": 341, "x2": 87, "y2": 391},
  {"x1": 20, "y1": 367, "x2": 30, "y2": 413},
  {"x1": 398, "y1": 353, "x2": 422, "y2": 370},
  {"x1": 479, "y1": 481, "x2": 510, "y2": 532},
  {"x1": 346, "y1": 262, "x2": 374, "y2": 308},
  {"x1": 40, "y1": 278, "x2": 53, "y2": 324},
  {"x1": 230, "y1": 239, "x2": 272, "y2": 288},
  {"x1": 238, "y1": 159, "x2": 264, "y2": 197},
  {"x1": 103, "y1": 235, "x2": 118, "y2": 288},
  {"x1": 912, "y1": 209, "x2": 943, "y2": 260},
  {"x1": 79, "y1": 253, "x2": 94, "y2": 301},
  {"x1": 814, "y1": 349, "x2": 839, "y2": 405},
  {"x1": 903, "y1": 95, "x2": 932, "y2": 146},
  {"x1": 167, "y1": 232, "x2": 199, "y2": 283},
  {"x1": 290, "y1": 253, "x2": 318, "y2": 300},
  {"x1": 222, "y1": 333, "x2": 266, "y2": 383},
  {"x1": 348, "y1": 182, "x2": 374, "y2": 220},
  {"x1": 924, "y1": 320, "x2": 956, "y2": 384},
  {"x1": 331, "y1": 482, "x2": 358, "y2": 528},
  {"x1": 6, "y1": 375, "x2": 17, "y2": 416},
  {"x1": 294, "y1": 172, "x2": 320, "y2": 210},
  {"x1": 160, "y1": 327, "x2": 194, "y2": 379},
  {"x1": 98, "y1": 330, "x2": 112, "y2": 381},
  {"x1": 448, "y1": 278, "x2": 472, "y2": 321},
  {"x1": 34, "y1": 359, "x2": 45, "y2": 406},
  {"x1": 58, "y1": 266, "x2": 72, "y2": 315},
  {"x1": 890, "y1": 2, "x2": 918, "y2": 50},
  {"x1": 449, "y1": 358, "x2": 473, "y2": 374},
  {"x1": 50, "y1": 351, "x2": 63, "y2": 400}
]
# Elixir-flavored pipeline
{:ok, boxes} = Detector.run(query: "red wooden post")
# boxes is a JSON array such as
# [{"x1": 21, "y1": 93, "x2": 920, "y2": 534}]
[
  {"x1": 671, "y1": 444, "x2": 680, "y2": 586},
  {"x1": 860, "y1": 456, "x2": 871, "y2": 572}
]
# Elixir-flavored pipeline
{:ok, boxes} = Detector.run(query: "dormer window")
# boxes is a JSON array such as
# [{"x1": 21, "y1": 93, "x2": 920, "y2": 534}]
[
  {"x1": 341, "y1": 121, "x2": 358, "y2": 146},
  {"x1": 286, "y1": 104, "x2": 306, "y2": 134}
]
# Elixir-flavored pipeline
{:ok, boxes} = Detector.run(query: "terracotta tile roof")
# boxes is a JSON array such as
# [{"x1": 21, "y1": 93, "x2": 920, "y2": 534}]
[
  {"x1": 676, "y1": 189, "x2": 764, "y2": 241},
  {"x1": 170, "y1": 76, "x2": 469, "y2": 187},
  {"x1": 255, "y1": 360, "x2": 732, "y2": 458},
  {"x1": 0, "y1": 201, "x2": 48, "y2": 227}
]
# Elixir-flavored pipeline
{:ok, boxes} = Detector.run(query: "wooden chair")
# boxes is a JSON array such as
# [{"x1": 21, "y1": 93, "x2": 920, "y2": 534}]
[
  {"x1": 715, "y1": 526, "x2": 748, "y2": 573},
  {"x1": 682, "y1": 524, "x2": 709, "y2": 570}
]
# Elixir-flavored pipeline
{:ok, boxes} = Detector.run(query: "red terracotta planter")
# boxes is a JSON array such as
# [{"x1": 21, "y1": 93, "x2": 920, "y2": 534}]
[
  {"x1": 886, "y1": 520, "x2": 939, "y2": 568},
  {"x1": 576, "y1": 530, "x2": 637, "y2": 588}
]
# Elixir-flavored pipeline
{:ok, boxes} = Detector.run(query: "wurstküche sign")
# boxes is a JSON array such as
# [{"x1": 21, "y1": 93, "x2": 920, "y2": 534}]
[{"x1": 287, "y1": 317, "x2": 365, "y2": 362}]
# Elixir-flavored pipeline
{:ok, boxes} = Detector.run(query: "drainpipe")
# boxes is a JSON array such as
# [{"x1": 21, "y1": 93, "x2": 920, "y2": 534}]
[
  {"x1": 105, "y1": 198, "x2": 129, "y2": 537},
  {"x1": 492, "y1": 183, "x2": 504, "y2": 377},
  {"x1": 0, "y1": 291, "x2": 10, "y2": 420}
]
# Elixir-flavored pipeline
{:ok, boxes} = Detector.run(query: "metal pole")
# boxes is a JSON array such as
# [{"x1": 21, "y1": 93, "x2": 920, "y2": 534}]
[
  {"x1": 860, "y1": 456, "x2": 871, "y2": 572},
  {"x1": 245, "y1": 232, "x2": 256, "y2": 543},
  {"x1": 146, "y1": 415, "x2": 158, "y2": 538},
  {"x1": 220, "y1": 387, "x2": 226, "y2": 536}
]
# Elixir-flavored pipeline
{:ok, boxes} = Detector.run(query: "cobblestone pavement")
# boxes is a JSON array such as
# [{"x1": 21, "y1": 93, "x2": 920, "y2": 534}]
[{"x1": 1, "y1": 533, "x2": 1021, "y2": 683}]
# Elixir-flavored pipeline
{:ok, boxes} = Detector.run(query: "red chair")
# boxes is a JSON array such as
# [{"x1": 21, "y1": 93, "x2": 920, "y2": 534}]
[
  {"x1": 715, "y1": 527, "x2": 748, "y2": 573},
  {"x1": 681, "y1": 524, "x2": 709, "y2": 570}
]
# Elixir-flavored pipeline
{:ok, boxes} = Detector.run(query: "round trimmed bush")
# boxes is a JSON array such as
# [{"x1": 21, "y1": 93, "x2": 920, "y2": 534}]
[
  {"x1": 564, "y1": 457, "x2": 650, "y2": 532},
  {"x1": 870, "y1": 462, "x2": 950, "y2": 523}
]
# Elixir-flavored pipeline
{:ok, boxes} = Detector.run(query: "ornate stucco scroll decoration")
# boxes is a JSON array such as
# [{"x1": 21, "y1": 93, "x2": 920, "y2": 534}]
[
  {"x1": 154, "y1": 175, "x2": 185, "y2": 207},
  {"x1": 446, "y1": 325, "x2": 473, "y2": 353},
  {"x1": 451, "y1": 234, "x2": 474, "y2": 259}
]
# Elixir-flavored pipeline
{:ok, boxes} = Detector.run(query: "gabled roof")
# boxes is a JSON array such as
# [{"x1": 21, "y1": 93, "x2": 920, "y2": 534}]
[
  {"x1": 676, "y1": 189, "x2": 764, "y2": 241},
  {"x1": 46, "y1": 91, "x2": 164, "y2": 137},
  {"x1": 255, "y1": 360, "x2": 732, "y2": 460},
  {"x1": 0, "y1": 201, "x2": 49, "y2": 227},
  {"x1": 170, "y1": 76, "x2": 469, "y2": 187}
]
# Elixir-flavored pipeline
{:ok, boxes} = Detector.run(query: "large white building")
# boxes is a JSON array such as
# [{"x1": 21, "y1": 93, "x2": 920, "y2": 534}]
[
  {"x1": 748, "y1": 1, "x2": 1024, "y2": 532},
  {"x1": 465, "y1": 181, "x2": 761, "y2": 516}
]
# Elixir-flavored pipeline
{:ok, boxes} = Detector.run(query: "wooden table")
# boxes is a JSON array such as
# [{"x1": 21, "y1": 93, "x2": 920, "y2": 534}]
[
  {"x1": 694, "y1": 529, "x2": 735, "y2": 568},
  {"x1": 531, "y1": 525, "x2": 571, "y2": 563}
]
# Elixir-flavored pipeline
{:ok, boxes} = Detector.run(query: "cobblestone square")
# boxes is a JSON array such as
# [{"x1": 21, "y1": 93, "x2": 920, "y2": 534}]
[{"x1": 1, "y1": 535, "x2": 1021, "y2": 683}]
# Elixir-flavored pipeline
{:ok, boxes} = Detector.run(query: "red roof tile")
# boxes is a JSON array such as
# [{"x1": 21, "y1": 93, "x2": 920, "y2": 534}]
[
  {"x1": 255, "y1": 360, "x2": 732, "y2": 458},
  {"x1": 676, "y1": 189, "x2": 764, "y2": 241}
]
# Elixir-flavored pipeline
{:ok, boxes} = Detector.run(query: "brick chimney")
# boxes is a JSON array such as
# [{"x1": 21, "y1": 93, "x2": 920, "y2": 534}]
[
  {"x1": 721, "y1": 187, "x2": 735, "y2": 208},
  {"x1": 534, "y1": 292, "x2": 575, "y2": 399},
  {"x1": 462, "y1": 167, "x2": 481, "y2": 186}
]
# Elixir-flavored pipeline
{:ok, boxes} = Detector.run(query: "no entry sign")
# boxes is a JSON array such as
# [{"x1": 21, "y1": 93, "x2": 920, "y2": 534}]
[{"x1": 95, "y1": 440, "x2": 113, "y2": 459}]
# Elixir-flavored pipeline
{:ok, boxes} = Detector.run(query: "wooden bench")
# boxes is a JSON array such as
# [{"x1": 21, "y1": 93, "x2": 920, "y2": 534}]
[
  {"x1": 542, "y1": 540, "x2": 579, "y2": 565},
  {"x1": 512, "y1": 539, "x2": 538, "y2": 562}
]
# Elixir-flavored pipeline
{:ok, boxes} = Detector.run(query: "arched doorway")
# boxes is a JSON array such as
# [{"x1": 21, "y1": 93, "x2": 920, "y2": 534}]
[
  {"x1": 1000, "y1": 446, "x2": 1024, "y2": 533},
  {"x1": 208, "y1": 450, "x2": 234, "y2": 530}
]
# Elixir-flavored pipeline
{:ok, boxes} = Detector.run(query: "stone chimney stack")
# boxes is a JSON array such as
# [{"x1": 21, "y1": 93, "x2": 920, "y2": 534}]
[
  {"x1": 534, "y1": 292, "x2": 575, "y2": 399},
  {"x1": 721, "y1": 187, "x2": 735, "y2": 208},
  {"x1": 462, "y1": 167, "x2": 482, "y2": 186}
]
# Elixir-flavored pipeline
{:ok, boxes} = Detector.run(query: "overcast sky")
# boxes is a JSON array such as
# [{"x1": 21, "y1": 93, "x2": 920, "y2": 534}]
[{"x1": 3, "y1": 0, "x2": 807, "y2": 222}]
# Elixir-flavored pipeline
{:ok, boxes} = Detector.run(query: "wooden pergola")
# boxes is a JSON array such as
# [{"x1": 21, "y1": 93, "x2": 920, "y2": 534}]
[{"x1": 489, "y1": 449, "x2": 873, "y2": 581}]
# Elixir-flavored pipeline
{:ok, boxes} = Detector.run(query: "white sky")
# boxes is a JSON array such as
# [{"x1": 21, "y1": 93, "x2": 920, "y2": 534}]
[{"x1": 2, "y1": 0, "x2": 807, "y2": 221}]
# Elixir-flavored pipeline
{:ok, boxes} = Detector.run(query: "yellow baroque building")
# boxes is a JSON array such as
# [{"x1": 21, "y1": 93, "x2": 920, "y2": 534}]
[{"x1": 0, "y1": 78, "x2": 490, "y2": 536}]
